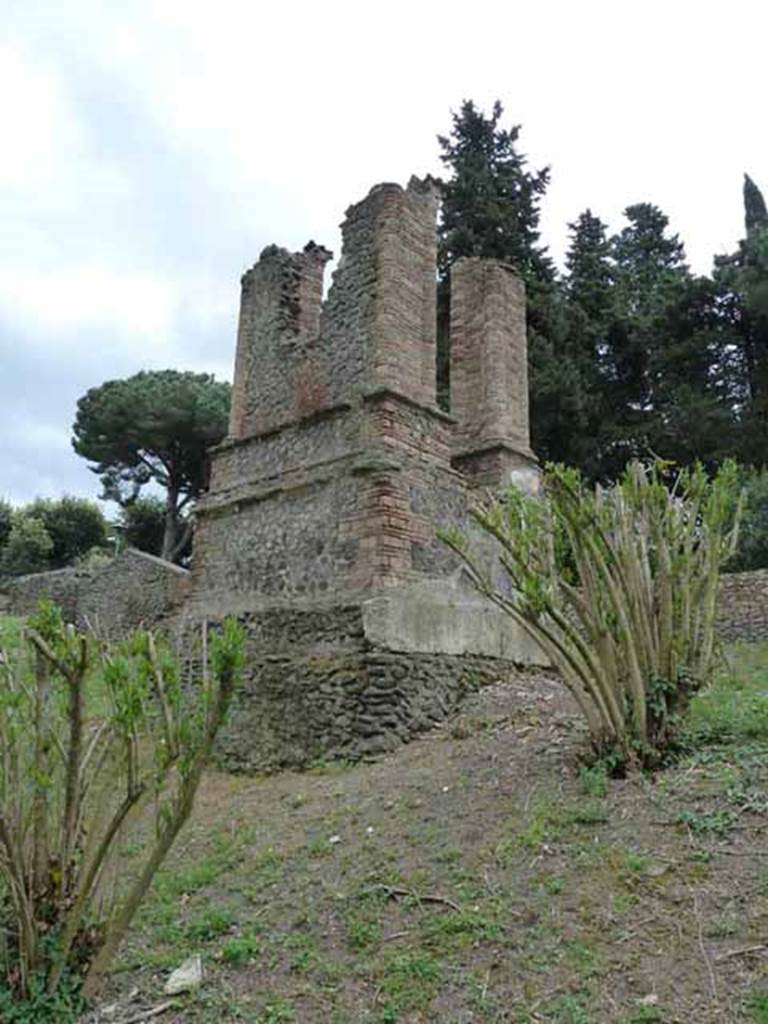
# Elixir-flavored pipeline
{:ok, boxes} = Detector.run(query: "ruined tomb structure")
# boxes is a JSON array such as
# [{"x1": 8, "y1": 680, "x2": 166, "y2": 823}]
[{"x1": 187, "y1": 177, "x2": 542, "y2": 770}]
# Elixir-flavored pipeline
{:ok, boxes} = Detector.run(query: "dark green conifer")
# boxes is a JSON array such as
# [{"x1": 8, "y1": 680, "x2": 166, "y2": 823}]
[{"x1": 744, "y1": 173, "x2": 768, "y2": 233}]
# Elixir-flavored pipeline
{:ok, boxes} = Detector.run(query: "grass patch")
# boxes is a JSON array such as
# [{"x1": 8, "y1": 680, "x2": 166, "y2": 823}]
[
  {"x1": 676, "y1": 808, "x2": 739, "y2": 836},
  {"x1": 221, "y1": 932, "x2": 262, "y2": 965},
  {"x1": 748, "y1": 993, "x2": 768, "y2": 1023},
  {"x1": 377, "y1": 950, "x2": 443, "y2": 1018},
  {"x1": 517, "y1": 799, "x2": 609, "y2": 850},
  {"x1": 687, "y1": 643, "x2": 768, "y2": 746}
]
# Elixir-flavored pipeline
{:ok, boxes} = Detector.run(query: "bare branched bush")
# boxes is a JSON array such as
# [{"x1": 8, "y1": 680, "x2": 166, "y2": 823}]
[
  {"x1": 442, "y1": 460, "x2": 743, "y2": 769},
  {"x1": 0, "y1": 605, "x2": 245, "y2": 1013}
]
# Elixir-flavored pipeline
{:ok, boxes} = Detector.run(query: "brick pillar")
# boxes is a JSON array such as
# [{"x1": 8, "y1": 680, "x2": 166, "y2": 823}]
[
  {"x1": 334, "y1": 177, "x2": 440, "y2": 408},
  {"x1": 450, "y1": 257, "x2": 538, "y2": 488},
  {"x1": 228, "y1": 242, "x2": 332, "y2": 439}
]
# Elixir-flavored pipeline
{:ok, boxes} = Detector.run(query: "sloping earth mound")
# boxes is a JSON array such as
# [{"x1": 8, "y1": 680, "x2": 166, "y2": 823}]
[{"x1": 92, "y1": 658, "x2": 768, "y2": 1023}]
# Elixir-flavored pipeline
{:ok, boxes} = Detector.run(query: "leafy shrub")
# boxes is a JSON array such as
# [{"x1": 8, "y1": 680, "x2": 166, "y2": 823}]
[
  {"x1": 0, "y1": 498, "x2": 110, "y2": 577},
  {"x1": 0, "y1": 515, "x2": 54, "y2": 576},
  {"x1": 728, "y1": 467, "x2": 768, "y2": 571},
  {"x1": 0, "y1": 604, "x2": 245, "y2": 1012},
  {"x1": 443, "y1": 460, "x2": 742, "y2": 768},
  {"x1": 25, "y1": 497, "x2": 108, "y2": 570}
]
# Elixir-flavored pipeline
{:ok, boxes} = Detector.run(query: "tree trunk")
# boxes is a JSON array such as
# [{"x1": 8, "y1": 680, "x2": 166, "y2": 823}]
[{"x1": 161, "y1": 485, "x2": 179, "y2": 562}]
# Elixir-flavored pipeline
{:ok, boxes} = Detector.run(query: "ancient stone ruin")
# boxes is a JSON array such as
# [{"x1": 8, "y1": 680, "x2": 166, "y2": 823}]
[
  {"x1": 184, "y1": 176, "x2": 543, "y2": 770},
  {"x1": 4, "y1": 176, "x2": 768, "y2": 769}
]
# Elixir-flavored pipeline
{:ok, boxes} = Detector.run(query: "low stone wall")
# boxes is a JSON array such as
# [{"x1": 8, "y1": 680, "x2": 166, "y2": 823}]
[
  {"x1": 1, "y1": 566, "x2": 86, "y2": 622},
  {"x1": 204, "y1": 603, "x2": 528, "y2": 773},
  {"x1": 717, "y1": 569, "x2": 768, "y2": 643},
  {"x1": 1, "y1": 549, "x2": 189, "y2": 637}
]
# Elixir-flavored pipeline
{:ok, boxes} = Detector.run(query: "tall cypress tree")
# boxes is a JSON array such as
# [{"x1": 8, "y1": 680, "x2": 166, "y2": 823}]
[
  {"x1": 435, "y1": 100, "x2": 555, "y2": 414},
  {"x1": 540, "y1": 209, "x2": 616, "y2": 476},
  {"x1": 565, "y1": 210, "x2": 614, "y2": 324},
  {"x1": 744, "y1": 173, "x2": 768, "y2": 233},
  {"x1": 437, "y1": 100, "x2": 552, "y2": 283},
  {"x1": 712, "y1": 174, "x2": 768, "y2": 465},
  {"x1": 647, "y1": 274, "x2": 739, "y2": 467},
  {"x1": 598, "y1": 204, "x2": 689, "y2": 472}
]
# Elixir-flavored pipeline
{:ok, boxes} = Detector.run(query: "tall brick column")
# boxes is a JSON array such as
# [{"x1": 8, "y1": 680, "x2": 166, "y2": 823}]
[
  {"x1": 334, "y1": 176, "x2": 440, "y2": 408},
  {"x1": 228, "y1": 242, "x2": 332, "y2": 439},
  {"x1": 449, "y1": 257, "x2": 538, "y2": 488}
]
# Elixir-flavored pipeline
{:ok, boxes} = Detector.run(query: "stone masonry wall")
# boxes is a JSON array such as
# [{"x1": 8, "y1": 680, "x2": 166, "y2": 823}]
[
  {"x1": 716, "y1": 569, "x2": 768, "y2": 643},
  {"x1": 209, "y1": 605, "x2": 524, "y2": 772},
  {"x1": 1, "y1": 567, "x2": 84, "y2": 622},
  {"x1": 1, "y1": 549, "x2": 189, "y2": 637}
]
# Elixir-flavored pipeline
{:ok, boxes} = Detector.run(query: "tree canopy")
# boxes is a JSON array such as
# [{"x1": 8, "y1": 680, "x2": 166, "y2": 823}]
[
  {"x1": 436, "y1": 99, "x2": 768, "y2": 505},
  {"x1": 0, "y1": 497, "x2": 108, "y2": 578},
  {"x1": 0, "y1": 516, "x2": 53, "y2": 577},
  {"x1": 25, "y1": 496, "x2": 108, "y2": 569},
  {"x1": 72, "y1": 370, "x2": 230, "y2": 563}
]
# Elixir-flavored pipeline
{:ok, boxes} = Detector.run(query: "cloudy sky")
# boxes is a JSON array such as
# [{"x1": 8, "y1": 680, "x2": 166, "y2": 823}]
[{"x1": 2, "y1": 0, "x2": 766, "y2": 509}]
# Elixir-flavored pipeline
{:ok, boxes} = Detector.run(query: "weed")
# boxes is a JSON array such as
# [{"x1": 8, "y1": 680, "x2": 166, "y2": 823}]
[
  {"x1": 377, "y1": 950, "x2": 443, "y2": 1015},
  {"x1": 579, "y1": 764, "x2": 609, "y2": 798},
  {"x1": 420, "y1": 908, "x2": 502, "y2": 951},
  {"x1": 619, "y1": 1007, "x2": 663, "y2": 1023},
  {"x1": 540, "y1": 875, "x2": 566, "y2": 895},
  {"x1": 623, "y1": 853, "x2": 650, "y2": 874},
  {"x1": 747, "y1": 992, "x2": 768, "y2": 1023},
  {"x1": 248, "y1": 848, "x2": 284, "y2": 890},
  {"x1": 544, "y1": 993, "x2": 593, "y2": 1022},
  {"x1": 185, "y1": 907, "x2": 236, "y2": 942},
  {"x1": 687, "y1": 644, "x2": 768, "y2": 746},
  {"x1": 726, "y1": 779, "x2": 768, "y2": 814},
  {"x1": 0, "y1": 969, "x2": 84, "y2": 1024},
  {"x1": 346, "y1": 917, "x2": 382, "y2": 950},
  {"x1": 433, "y1": 846, "x2": 463, "y2": 864},
  {"x1": 518, "y1": 800, "x2": 609, "y2": 850},
  {"x1": 256, "y1": 997, "x2": 295, "y2": 1023},
  {"x1": 306, "y1": 836, "x2": 335, "y2": 858},
  {"x1": 676, "y1": 809, "x2": 739, "y2": 836},
  {"x1": 221, "y1": 932, "x2": 261, "y2": 965},
  {"x1": 706, "y1": 914, "x2": 739, "y2": 938},
  {"x1": 564, "y1": 939, "x2": 600, "y2": 973}
]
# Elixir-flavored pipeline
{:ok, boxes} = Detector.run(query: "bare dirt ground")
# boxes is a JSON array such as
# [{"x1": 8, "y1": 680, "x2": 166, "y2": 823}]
[{"x1": 92, "y1": 651, "x2": 768, "y2": 1024}]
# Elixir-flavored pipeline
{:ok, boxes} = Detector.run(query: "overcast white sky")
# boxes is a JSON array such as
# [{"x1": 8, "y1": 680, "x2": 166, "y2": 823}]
[{"x1": 2, "y1": 0, "x2": 766, "y2": 508}]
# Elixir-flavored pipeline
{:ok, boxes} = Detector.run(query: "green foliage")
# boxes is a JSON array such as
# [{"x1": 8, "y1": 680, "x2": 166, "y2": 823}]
[
  {"x1": 0, "y1": 498, "x2": 12, "y2": 551},
  {"x1": 0, "y1": 514, "x2": 53, "y2": 576},
  {"x1": 116, "y1": 494, "x2": 167, "y2": 558},
  {"x1": 744, "y1": 174, "x2": 768, "y2": 234},
  {"x1": 0, "y1": 498, "x2": 108, "y2": 576},
  {"x1": 443, "y1": 460, "x2": 743, "y2": 768},
  {"x1": 712, "y1": 175, "x2": 768, "y2": 468},
  {"x1": 676, "y1": 809, "x2": 738, "y2": 836},
  {"x1": 435, "y1": 99, "x2": 554, "y2": 410},
  {"x1": 579, "y1": 764, "x2": 609, "y2": 798},
  {"x1": 72, "y1": 370, "x2": 230, "y2": 562},
  {"x1": 437, "y1": 99, "x2": 552, "y2": 283},
  {"x1": 0, "y1": 968, "x2": 85, "y2": 1024},
  {"x1": 221, "y1": 932, "x2": 261, "y2": 965},
  {"x1": 726, "y1": 468, "x2": 768, "y2": 571},
  {"x1": 433, "y1": 104, "x2": 768, "y2": 479},
  {"x1": 550, "y1": 210, "x2": 613, "y2": 475},
  {"x1": 747, "y1": 993, "x2": 768, "y2": 1023},
  {"x1": 0, "y1": 604, "x2": 246, "y2": 1012},
  {"x1": 686, "y1": 642, "x2": 768, "y2": 745},
  {"x1": 25, "y1": 496, "x2": 108, "y2": 569}
]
